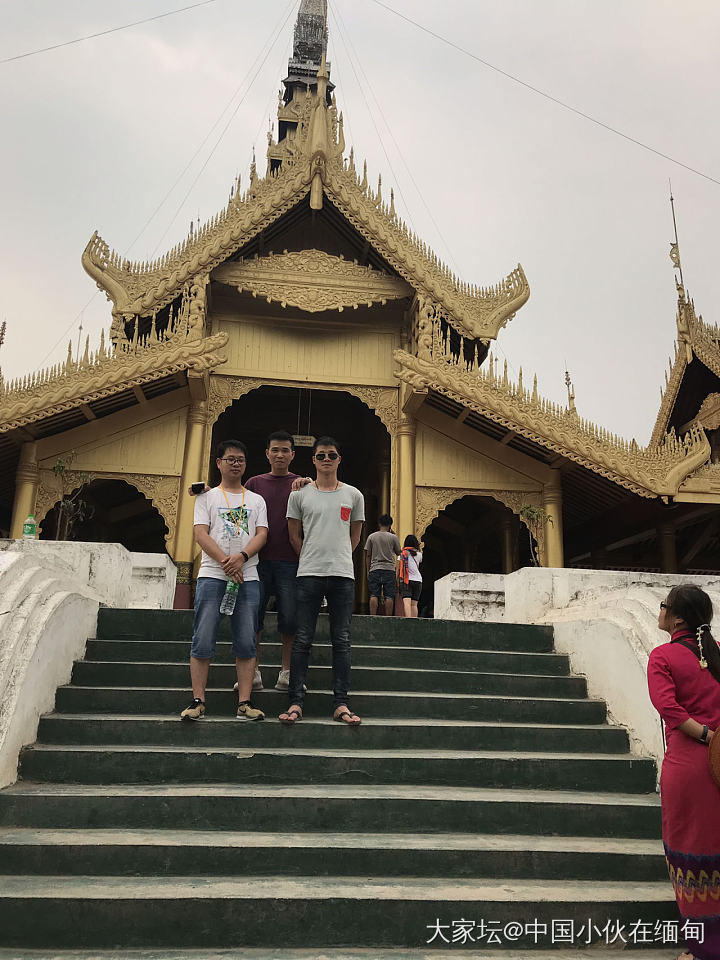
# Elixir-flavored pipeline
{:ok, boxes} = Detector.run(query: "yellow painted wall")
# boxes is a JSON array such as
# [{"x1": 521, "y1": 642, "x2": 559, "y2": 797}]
[
  {"x1": 216, "y1": 315, "x2": 399, "y2": 387},
  {"x1": 416, "y1": 423, "x2": 542, "y2": 493},
  {"x1": 37, "y1": 408, "x2": 188, "y2": 476}
]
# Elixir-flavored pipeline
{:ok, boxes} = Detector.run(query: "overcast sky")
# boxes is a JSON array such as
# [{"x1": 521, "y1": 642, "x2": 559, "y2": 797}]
[{"x1": 1, "y1": 0, "x2": 719, "y2": 444}]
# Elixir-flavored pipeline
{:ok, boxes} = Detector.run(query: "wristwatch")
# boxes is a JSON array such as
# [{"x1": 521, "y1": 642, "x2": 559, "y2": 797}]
[{"x1": 240, "y1": 551, "x2": 249, "y2": 563}]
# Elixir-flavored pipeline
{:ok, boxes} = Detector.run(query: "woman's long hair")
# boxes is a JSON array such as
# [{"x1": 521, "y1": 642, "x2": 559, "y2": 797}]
[
  {"x1": 403, "y1": 534, "x2": 419, "y2": 552},
  {"x1": 666, "y1": 584, "x2": 720, "y2": 684}
]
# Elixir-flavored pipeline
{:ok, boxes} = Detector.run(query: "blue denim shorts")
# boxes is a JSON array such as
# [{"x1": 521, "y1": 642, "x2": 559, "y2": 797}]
[
  {"x1": 190, "y1": 577, "x2": 260, "y2": 661},
  {"x1": 257, "y1": 560, "x2": 298, "y2": 635}
]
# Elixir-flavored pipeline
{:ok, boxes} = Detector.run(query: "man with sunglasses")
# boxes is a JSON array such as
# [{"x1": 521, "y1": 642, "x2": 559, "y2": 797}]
[
  {"x1": 181, "y1": 439, "x2": 268, "y2": 722},
  {"x1": 280, "y1": 436, "x2": 364, "y2": 725}
]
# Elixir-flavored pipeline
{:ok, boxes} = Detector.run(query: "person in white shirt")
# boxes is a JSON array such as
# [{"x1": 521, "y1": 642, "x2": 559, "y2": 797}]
[
  {"x1": 398, "y1": 534, "x2": 423, "y2": 619},
  {"x1": 180, "y1": 440, "x2": 268, "y2": 722}
]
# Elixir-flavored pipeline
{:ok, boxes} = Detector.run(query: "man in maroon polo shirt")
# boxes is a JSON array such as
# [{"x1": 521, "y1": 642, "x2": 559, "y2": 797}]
[{"x1": 245, "y1": 431, "x2": 300, "y2": 691}]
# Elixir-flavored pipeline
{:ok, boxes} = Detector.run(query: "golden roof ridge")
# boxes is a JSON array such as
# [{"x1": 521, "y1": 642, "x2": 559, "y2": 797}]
[{"x1": 395, "y1": 347, "x2": 710, "y2": 498}]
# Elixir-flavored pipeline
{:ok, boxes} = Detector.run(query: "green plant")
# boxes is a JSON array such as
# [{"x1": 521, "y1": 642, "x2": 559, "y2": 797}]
[
  {"x1": 519, "y1": 504, "x2": 553, "y2": 567},
  {"x1": 51, "y1": 455, "x2": 94, "y2": 540}
]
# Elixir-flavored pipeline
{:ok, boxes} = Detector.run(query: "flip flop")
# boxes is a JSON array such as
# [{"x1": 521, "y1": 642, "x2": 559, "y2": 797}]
[
  {"x1": 333, "y1": 707, "x2": 361, "y2": 726},
  {"x1": 279, "y1": 706, "x2": 303, "y2": 725}
]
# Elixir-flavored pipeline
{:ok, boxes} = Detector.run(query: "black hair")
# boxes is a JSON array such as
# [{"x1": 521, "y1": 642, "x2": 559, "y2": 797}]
[
  {"x1": 216, "y1": 439, "x2": 248, "y2": 460},
  {"x1": 266, "y1": 431, "x2": 295, "y2": 451},
  {"x1": 313, "y1": 435, "x2": 340, "y2": 455},
  {"x1": 379, "y1": 514, "x2": 393, "y2": 528},
  {"x1": 403, "y1": 534, "x2": 419, "y2": 550},
  {"x1": 666, "y1": 584, "x2": 720, "y2": 684}
]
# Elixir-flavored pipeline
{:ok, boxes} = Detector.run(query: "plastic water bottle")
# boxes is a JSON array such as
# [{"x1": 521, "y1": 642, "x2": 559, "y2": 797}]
[
  {"x1": 22, "y1": 515, "x2": 37, "y2": 540},
  {"x1": 220, "y1": 580, "x2": 240, "y2": 615}
]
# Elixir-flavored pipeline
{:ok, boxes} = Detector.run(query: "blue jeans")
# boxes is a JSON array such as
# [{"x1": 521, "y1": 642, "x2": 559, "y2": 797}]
[
  {"x1": 257, "y1": 560, "x2": 298, "y2": 635},
  {"x1": 289, "y1": 576, "x2": 355, "y2": 710},
  {"x1": 190, "y1": 577, "x2": 260, "y2": 660}
]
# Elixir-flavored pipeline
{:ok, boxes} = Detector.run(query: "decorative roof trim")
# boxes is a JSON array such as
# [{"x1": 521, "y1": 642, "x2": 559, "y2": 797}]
[{"x1": 395, "y1": 350, "x2": 710, "y2": 498}]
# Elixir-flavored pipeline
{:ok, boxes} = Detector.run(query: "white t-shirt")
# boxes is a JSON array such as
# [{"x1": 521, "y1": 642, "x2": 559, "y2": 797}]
[
  {"x1": 194, "y1": 486, "x2": 268, "y2": 582},
  {"x1": 406, "y1": 550, "x2": 423, "y2": 582}
]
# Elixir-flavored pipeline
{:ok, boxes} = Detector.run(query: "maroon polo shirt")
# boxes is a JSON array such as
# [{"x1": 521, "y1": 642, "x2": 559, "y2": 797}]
[{"x1": 245, "y1": 472, "x2": 299, "y2": 562}]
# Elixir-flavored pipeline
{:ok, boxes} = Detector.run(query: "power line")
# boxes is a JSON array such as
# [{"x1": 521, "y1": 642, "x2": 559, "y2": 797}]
[
  {"x1": 126, "y1": 0, "x2": 298, "y2": 256},
  {"x1": 1, "y1": 0, "x2": 226, "y2": 65},
  {"x1": 35, "y1": 0, "x2": 297, "y2": 372},
  {"x1": 150, "y1": 0, "x2": 299, "y2": 256},
  {"x1": 328, "y1": 4, "x2": 417, "y2": 236},
  {"x1": 365, "y1": 0, "x2": 720, "y2": 189}
]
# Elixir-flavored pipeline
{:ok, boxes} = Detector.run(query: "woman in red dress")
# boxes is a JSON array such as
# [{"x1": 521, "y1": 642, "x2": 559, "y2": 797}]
[{"x1": 648, "y1": 584, "x2": 720, "y2": 960}]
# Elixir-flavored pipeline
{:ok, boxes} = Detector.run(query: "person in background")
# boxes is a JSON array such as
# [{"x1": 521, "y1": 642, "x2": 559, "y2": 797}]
[
  {"x1": 398, "y1": 534, "x2": 422, "y2": 619},
  {"x1": 280, "y1": 436, "x2": 364, "y2": 726},
  {"x1": 365, "y1": 514, "x2": 401, "y2": 616},
  {"x1": 647, "y1": 584, "x2": 720, "y2": 960},
  {"x1": 181, "y1": 439, "x2": 267, "y2": 722},
  {"x1": 245, "y1": 431, "x2": 300, "y2": 692}
]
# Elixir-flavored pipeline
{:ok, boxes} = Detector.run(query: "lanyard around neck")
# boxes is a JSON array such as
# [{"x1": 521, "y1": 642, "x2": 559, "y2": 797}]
[{"x1": 219, "y1": 484, "x2": 245, "y2": 538}]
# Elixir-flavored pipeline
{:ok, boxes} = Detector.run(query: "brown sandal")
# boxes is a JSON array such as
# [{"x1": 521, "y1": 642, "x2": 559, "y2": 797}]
[
  {"x1": 333, "y1": 707, "x2": 361, "y2": 726},
  {"x1": 279, "y1": 706, "x2": 303, "y2": 725}
]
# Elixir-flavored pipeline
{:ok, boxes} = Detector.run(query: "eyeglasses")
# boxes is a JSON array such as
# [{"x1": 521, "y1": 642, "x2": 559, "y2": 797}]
[
  {"x1": 220, "y1": 457, "x2": 246, "y2": 465},
  {"x1": 314, "y1": 452, "x2": 339, "y2": 461},
  {"x1": 660, "y1": 601, "x2": 668, "y2": 610}
]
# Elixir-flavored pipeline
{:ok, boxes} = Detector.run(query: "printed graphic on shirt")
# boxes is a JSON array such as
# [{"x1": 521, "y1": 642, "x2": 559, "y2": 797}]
[
  {"x1": 219, "y1": 506, "x2": 249, "y2": 539},
  {"x1": 340, "y1": 506, "x2": 351, "y2": 522}
]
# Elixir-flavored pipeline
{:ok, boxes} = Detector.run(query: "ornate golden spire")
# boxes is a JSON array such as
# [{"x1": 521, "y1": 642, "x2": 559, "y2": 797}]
[{"x1": 565, "y1": 368, "x2": 577, "y2": 415}]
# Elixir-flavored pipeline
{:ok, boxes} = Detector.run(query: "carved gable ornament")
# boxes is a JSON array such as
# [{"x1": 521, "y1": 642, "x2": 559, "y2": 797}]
[{"x1": 212, "y1": 250, "x2": 412, "y2": 313}]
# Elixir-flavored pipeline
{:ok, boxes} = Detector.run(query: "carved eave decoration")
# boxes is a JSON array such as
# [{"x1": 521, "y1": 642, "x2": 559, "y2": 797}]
[
  {"x1": 213, "y1": 250, "x2": 412, "y2": 313},
  {"x1": 81, "y1": 78, "x2": 529, "y2": 343},
  {"x1": 650, "y1": 289, "x2": 720, "y2": 447},
  {"x1": 0, "y1": 332, "x2": 227, "y2": 434},
  {"x1": 395, "y1": 350, "x2": 710, "y2": 499}
]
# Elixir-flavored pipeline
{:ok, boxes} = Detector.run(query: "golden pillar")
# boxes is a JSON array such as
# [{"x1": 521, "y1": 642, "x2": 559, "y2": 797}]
[
  {"x1": 396, "y1": 413, "x2": 416, "y2": 542},
  {"x1": 172, "y1": 401, "x2": 208, "y2": 607},
  {"x1": 542, "y1": 470, "x2": 565, "y2": 568},
  {"x1": 501, "y1": 515, "x2": 517, "y2": 574},
  {"x1": 10, "y1": 442, "x2": 39, "y2": 538},
  {"x1": 379, "y1": 454, "x2": 391, "y2": 517},
  {"x1": 658, "y1": 521, "x2": 678, "y2": 574}
]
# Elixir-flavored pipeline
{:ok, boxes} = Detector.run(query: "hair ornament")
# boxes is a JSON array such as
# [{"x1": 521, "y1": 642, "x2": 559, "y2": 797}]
[{"x1": 697, "y1": 624, "x2": 710, "y2": 670}]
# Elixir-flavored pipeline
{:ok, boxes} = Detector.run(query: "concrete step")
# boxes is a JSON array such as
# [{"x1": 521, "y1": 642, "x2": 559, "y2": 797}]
[
  {"x1": 84, "y1": 639, "x2": 571, "y2": 675},
  {"x1": 18, "y1": 744, "x2": 658, "y2": 792},
  {"x1": 0, "y1": 875, "x2": 676, "y2": 950},
  {"x1": 54, "y1": 686, "x2": 608, "y2": 724},
  {"x1": 0, "y1": 783, "x2": 662, "y2": 837},
  {"x1": 36, "y1": 715, "x2": 631, "y2": 754},
  {"x1": 70, "y1": 661, "x2": 589, "y2": 697},
  {"x1": 0, "y1": 828, "x2": 667, "y2": 881},
  {"x1": 97, "y1": 608, "x2": 555, "y2": 652}
]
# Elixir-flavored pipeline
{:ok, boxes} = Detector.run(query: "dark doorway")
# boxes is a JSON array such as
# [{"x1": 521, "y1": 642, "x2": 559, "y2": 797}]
[{"x1": 40, "y1": 479, "x2": 168, "y2": 553}]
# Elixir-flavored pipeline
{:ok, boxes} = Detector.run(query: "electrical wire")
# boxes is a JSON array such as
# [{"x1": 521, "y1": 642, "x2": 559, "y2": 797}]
[
  {"x1": 365, "y1": 0, "x2": 720, "y2": 189},
  {"x1": 149, "y1": 0, "x2": 299, "y2": 256},
  {"x1": 126, "y1": 0, "x2": 298, "y2": 256},
  {"x1": 35, "y1": 0, "x2": 297, "y2": 371},
  {"x1": 328, "y1": 4, "x2": 417, "y2": 236},
  {"x1": 333, "y1": 1, "x2": 460, "y2": 271},
  {"x1": 1, "y1": 0, "x2": 226, "y2": 65}
]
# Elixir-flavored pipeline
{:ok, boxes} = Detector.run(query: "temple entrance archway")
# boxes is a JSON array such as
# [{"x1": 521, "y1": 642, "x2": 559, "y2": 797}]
[
  {"x1": 210, "y1": 385, "x2": 392, "y2": 608},
  {"x1": 418, "y1": 494, "x2": 537, "y2": 617},
  {"x1": 39, "y1": 478, "x2": 168, "y2": 553}
]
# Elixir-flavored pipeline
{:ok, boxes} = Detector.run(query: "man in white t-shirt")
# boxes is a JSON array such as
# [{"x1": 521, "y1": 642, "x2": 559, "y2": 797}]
[{"x1": 181, "y1": 439, "x2": 268, "y2": 722}]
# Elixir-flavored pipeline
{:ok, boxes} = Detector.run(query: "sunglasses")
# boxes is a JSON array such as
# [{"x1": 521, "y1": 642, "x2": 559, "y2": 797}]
[
  {"x1": 314, "y1": 451, "x2": 339, "y2": 461},
  {"x1": 660, "y1": 601, "x2": 668, "y2": 610}
]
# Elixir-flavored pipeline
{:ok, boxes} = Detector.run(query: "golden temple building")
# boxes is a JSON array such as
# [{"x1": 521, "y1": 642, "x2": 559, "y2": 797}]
[{"x1": 2, "y1": 0, "x2": 720, "y2": 608}]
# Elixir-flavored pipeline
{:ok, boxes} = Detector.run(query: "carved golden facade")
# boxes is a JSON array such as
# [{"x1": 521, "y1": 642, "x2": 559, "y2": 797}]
[{"x1": 2, "y1": 3, "x2": 720, "y2": 593}]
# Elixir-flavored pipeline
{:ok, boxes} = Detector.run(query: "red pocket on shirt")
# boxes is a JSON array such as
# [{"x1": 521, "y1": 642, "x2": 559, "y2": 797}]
[{"x1": 340, "y1": 506, "x2": 351, "y2": 522}]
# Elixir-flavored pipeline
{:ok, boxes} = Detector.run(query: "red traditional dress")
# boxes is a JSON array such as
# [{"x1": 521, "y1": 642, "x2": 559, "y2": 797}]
[{"x1": 648, "y1": 630, "x2": 720, "y2": 960}]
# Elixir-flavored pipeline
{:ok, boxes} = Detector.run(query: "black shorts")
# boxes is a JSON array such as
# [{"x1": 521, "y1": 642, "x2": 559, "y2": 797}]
[{"x1": 399, "y1": 581, "x2": 422, "y2": 601}]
